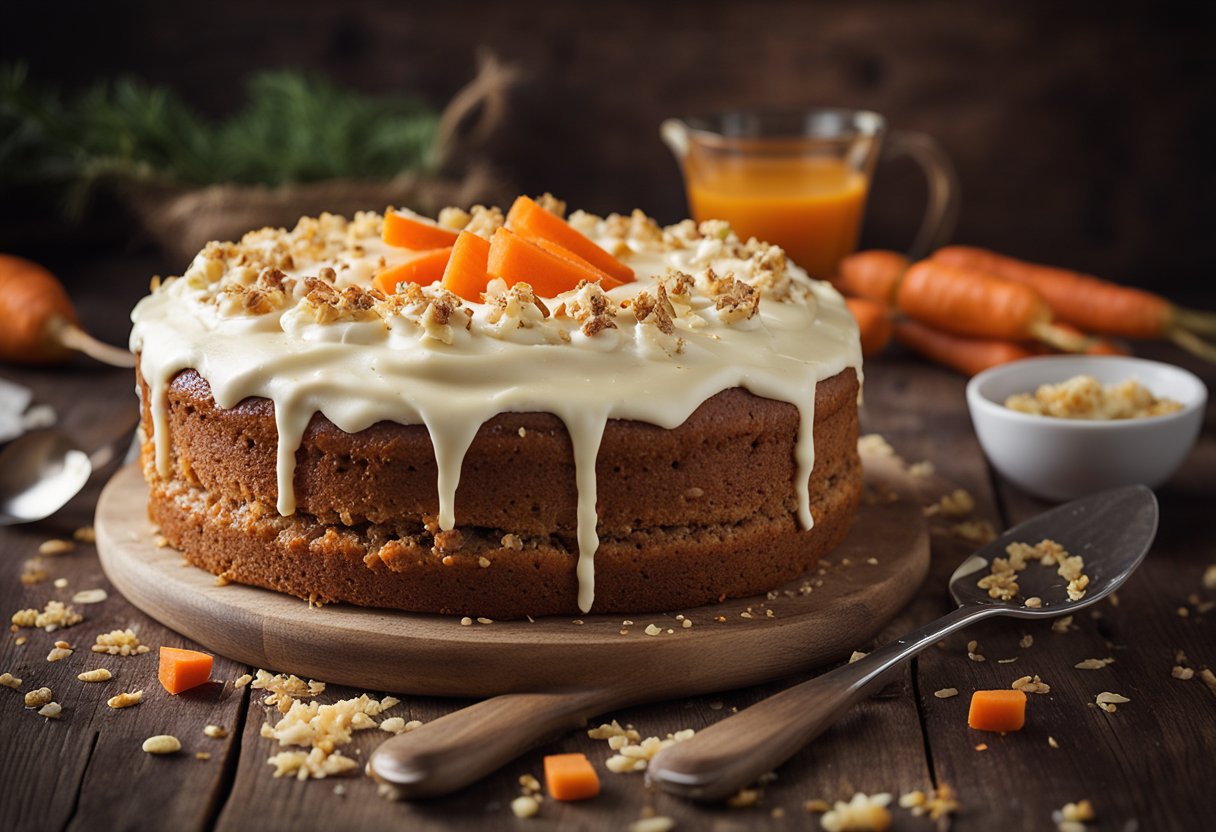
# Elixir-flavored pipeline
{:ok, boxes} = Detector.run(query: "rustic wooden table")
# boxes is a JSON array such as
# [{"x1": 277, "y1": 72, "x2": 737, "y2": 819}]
[{"x1": 2, "y1": 254, "x2": 1213, "y2": 831}]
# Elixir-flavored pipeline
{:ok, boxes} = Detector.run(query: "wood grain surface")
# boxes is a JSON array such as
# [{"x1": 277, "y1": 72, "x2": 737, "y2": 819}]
[{"x1": 1, "y1": 256, "x2": 1213, "y2": 831}]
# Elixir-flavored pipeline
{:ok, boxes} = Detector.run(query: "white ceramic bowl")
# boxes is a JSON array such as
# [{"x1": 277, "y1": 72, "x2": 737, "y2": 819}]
[{"x1": 966, "y1": 355, "x2": 1207, "y2": 501}]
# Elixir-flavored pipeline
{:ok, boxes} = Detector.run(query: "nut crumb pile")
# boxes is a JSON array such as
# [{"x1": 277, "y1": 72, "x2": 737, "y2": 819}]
[
  {"x1": 977, "y1": 538, "x2": 1089, "y2": 603},
  {"x1": 1005, "y1": 375, "x2": 1182, "y2": 420}
]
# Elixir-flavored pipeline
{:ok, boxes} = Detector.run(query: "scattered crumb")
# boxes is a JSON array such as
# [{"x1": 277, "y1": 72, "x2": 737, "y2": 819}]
[
  {"x1": 379, "y1": 717, "x2": 422, "y2": 735},
  {"x1": 975, "y1": 743, "x2": 988, "y2": 751},
  {"x1": 73, "y1": 526, "x2": 96, "y2": 543},
  {"x1": 262, "y1": 691, "x2": 400, "y2": 780},
  {"x1": 1094, "y1": 692, "x2": 1129, "y2": 713},
  {"x1": 1074, "y1": 658, "x2": 1115, "y2": 670},
  {"x1": 628, "y1": 817, "x2": 675, "y2": 832},
  {"x1": 460, "y1": 617, "x2": 473, "y2": 626},
  {"x1": 1199, "y1": 668, "x2": 1216, "y2": 697},
  {"x1": 979, "y1": 539, "x2": 1088, "y2": 603},
  {"x1": 819, "y1": 792, "x2": 893, "y2": 832},
  {"x1": 967, "y1": 639, "x2": 985, "y2": 663},
  {"x1": 19, "y1": 558, "x2": 48, "y2": 585},
  {"x1": 925, "y1": 489, "x2": 974, "y2": 518},
  {"x1": 107, "y1": 690, "x2": 143, "y2": 709},
  {"x1": 950, "y1": 520, "x2": 997, "y2": 545},
  {"x1": 476, "y1": 617, "x2": 493, "y2": 625},
  {"x1": 1012, "y1": 674, "x2": 1051, "y2": 694},
  {"x1": 1052, "y1": 616, "x2": 1074, "y2": 634},
  {"x1": 1048, "y1": 736, "x2": 1060, "y2": 749},
  {"x1": 1024, "y1": 597, "x2": 1043, "y2": 609},
  {"x1": 866, "y1": 557, "x2": 879, "y2": 566},
  {"x1": 46, "y1": 643, "x2": 74, "y2": 662},
  {"x1": 1170, "y1": 666, "x2": 1194, "y2": 680},
  {"x1": 37, "y1": 701, "x2": 62, "y2": 719},
  {"x1": 726, "y1": 788, "x2": 761, "y2": 808},
  {"x1": 477, "y1": 557, "x2": 491, "y2": 568},
  {"x1": 644, "y1": 624, "x2": 663, "y2": 636},
  {"x1": 24, "y1": 687, "x2": 53, "y2": 708},
  {"x1": 268, "y1": 748, "x2": 357, "y2": 780},
  {"x1": 196, "y1": 752, "x2": 212, "y2": 761},
  {"x1": 0, "y1": 672, "x2": 21, "y2": 690},
  {"x1": 849, "y1": 651, "x2": 868, "y2": 663},
  {"x1": 142, "y1": 735, "x2": 181, "y2": 754},
  {"x1": 233, "y1": 673, "x2": 253, "y2": 688},
  {"x1": 934, "y1": 688, "x2": 959, "y2": 699},
  {"x1": 91, "y1": 629, "x2": 150, "y2": 656},
  {"x1": 11, "y1": 600, "x2": 83, "y2": 631},
  {"x1": 858, "y1": 434, "x2": 896, "y2": 458},
  {"x1": 1053, "y1": 798, "x2": 1096, "y2": 832},
  {"x1": 204, "y1": 725, "x2": 229, "y2": 738},
  {"x1": 682, "y1": 618, "x2": 693, "y2": 629},
  {"x1": 71, "y1": 589, "x2": 108, "y2": 605},
  {"x1": 53, "y1": 578, "x2": 68, "y2": 589},
  {"x1": 1203, "y1": 564, "x2": 1216, "y2": 591},
  {"x1": 250, "y1": 669, "x2": 325, "y2": 712},
  {"x1": 510, "y1": 795, "x2": 540, "y2": 818},
  {"x1": 899, "y1": 784, "x2": 959, "y2": 820},
  {"x1": 1019, "y1": 634, "x2": 1034, "y2": 649},
  {"x1": 592, "y1": 723, "x2": 694, "y2": 774},
  {"x1": 38, "y1": 539, "x2": 75, "y2": 556},
  {"x1": 908, "y1": 460, "x2": 935, "y2": 478}
]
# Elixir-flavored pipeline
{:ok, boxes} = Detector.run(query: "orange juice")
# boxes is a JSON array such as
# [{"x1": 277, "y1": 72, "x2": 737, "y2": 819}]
[{"x1": 685, "y1": 156, "x2": 868, "y2": 278}]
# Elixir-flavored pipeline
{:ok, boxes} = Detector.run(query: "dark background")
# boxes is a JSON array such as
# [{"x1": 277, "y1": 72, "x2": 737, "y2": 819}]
[{"x1": 3, "y1": 0, "x2": 1214, "y2": 300}]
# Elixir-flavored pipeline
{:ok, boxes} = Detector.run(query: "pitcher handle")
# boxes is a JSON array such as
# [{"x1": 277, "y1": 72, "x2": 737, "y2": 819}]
[{"x1": 884, "y1": 130, "x2": 960, "y2": 260}]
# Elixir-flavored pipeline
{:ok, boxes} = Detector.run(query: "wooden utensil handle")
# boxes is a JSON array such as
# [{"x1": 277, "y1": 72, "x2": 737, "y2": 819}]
[
  {"x1": 647, "y1": 603, "x2": 994, "y2": 801},
  {"x1": 368, "y1": 689, "x2": 618, "y2": 798}
]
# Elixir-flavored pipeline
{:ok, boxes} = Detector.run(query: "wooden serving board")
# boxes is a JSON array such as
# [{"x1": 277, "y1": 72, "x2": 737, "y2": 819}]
[{"x1": 96, "y1": 448, "x2": 929, "y2": 701}]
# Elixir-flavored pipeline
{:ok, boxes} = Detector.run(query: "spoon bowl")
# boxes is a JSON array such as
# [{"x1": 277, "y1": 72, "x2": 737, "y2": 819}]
[{"x1": 0, "y1": 430, "x2": 92, "y2": 525}]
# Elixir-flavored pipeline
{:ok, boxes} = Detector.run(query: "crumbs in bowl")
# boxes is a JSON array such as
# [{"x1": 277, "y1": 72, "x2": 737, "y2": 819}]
[{"x1": 1005, "y1": 375, "x2": 1183, "y2": 420}]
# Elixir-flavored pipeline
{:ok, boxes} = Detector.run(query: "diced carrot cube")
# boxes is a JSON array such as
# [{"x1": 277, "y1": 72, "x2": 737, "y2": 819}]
[
  {"x1": 544, "y1": 752, "x2": 600, "y2": 801},
  {"x1": 158, "y1": 646, "x2": 214, "y2": 695},
  {"x1": 967, "y1": 689, "x2": 1027, "y2": 732}
]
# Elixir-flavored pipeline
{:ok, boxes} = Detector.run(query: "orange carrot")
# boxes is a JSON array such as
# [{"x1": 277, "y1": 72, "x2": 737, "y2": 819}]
[
  {"x1": 895, "y1": 260, "x2": 1062, "y2": 343},
  {"x1": 506, "y1": 196, "x2": 634, "y2": 283},
  {"x1": 543, "y1": 752, "x2": 600, "y2": 801},
  {"x1": 968, "y1": 689, "x2": 1027, "y2": 732},
  {"x1": 836, "y1": 250, "x2": 909, "y2": 304},
  {"x1": 158, "y1": 646, "x2": 214, "y2": 695},
  {"x1": 440, "y1": 231, "x2": 493, "y2": 302},
  {"x1": 845, "y1": 297, "x2": 893, "y2": 358},
  {"x1": 382, "y1": 208, "x2": 460, "y2": 250},
  {"x1": 488, "y1": 228, "x2": 612, "y2": 297},
  {"x1": 373, "y1": 247, "x2": 454, "y2": 293},
  {"x1": 0, "y1": 254, "x2": 133, "y2": 367},
  {"x1": 894, "y1": 319, "x2": 1035, "y2": 376},
  {"x1": 534, "y1": 238, "x2": 625, "y2": 290}
]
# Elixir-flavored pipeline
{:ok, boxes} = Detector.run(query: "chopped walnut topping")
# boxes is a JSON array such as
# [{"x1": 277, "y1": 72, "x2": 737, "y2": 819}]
[
  {"x1": 485, "y1": 281, "x2": 552, "y2": 333},
  {"x1": 631, "y1": 284, "x2": 677, "y2": 335},
  {"x1": 711, "y1": 274, "x2": 760, "y2": 323},
  {"x1": 562, "y1": 280, "x2": 619, "y2": 337},
  {"x1": 91, "y1": 629, "x2": 150, "y2": 656}
]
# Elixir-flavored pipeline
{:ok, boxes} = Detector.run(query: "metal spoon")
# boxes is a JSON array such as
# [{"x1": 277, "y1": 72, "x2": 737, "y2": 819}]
[
  {"x1": 0, "y1": 421, "x2": 139, "y2": 526},
  {"x1": 646, "y1": 484, "x2": 1158, "y2": 801}
]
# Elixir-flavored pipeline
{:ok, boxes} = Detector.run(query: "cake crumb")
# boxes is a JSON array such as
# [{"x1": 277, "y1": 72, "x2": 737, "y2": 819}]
[
  {"x1": 934, "y1": 688, "x2": 959, "y2": 699},
  {"x1": 1094, "y1": 692, "x2": 1129, "y2": 713},
  {"x1": 460, "y1": 617, "x2": 473, "y2": 626},
  {"x1": 196, "y1": 752, "x2": 212, "y2": 761},
  {"x1": 1053, "y1": 798, "x2": 1096, "y2": 831},
  {"x1": 1199, "y1": 668, "x2": 1216, "y2": 696},
  {"x1": 908, "y1": 460, "x2": 935, "y2": 478},
  {"x1": 1203, "y1": 564, "x2": 1216, "y2": 591},
  {"x1": 46, "y1": 643, "x2": 74, "y2": 662},
  {"x1": 204, "y1": 725, "x2": 228, "y2": 738},
  {"x1": 91, "y1": 628, "x2": 150, "y2": 656},
  {"x1": 1048, "y1": 736, "x2": 1060, "y2": 748},
  {"x1": 38, "y1": 701, "x2": 63, "y2": 718},
  {"x1": 476, "y1": 617, "x2": 493, "y2": 625},
  {"x1": 899, "y1": 784, "x2": 959, "y2": 820},
  {"x1": 39, "y1": 539, "x2": 75, "y2": 556},
  {"x1": 819, "y1": 792, "x2": 892, "y2": 832},
  {"x1": 142, "y1": 735, "x2": 181, "y2": 755},
  {"x1": 477, "y1": 557, "x2": 491, "y2": 568},
  {"x1": 24, "y1": 687, "x2": 53, "y2": 708},
  {"x1": 73, "y1": 526, "x2": 96, "y2": 543},
  {"x1": 250, "y1": 669, "x2": 325, "y2": 712},
  {"x1": 925, "y1": 488, "x2": 974, "y2": 518},
  {"x1": 628, "y1": 817, "x2": 675, "y2": 832},
  {"x1": 1074, "y1": 658, "x2": 1115, "y2": 670},
  {"x1": 726, "y1": 788, "x2": 761, "y2": 808},
  {"x1": 12, "y1": 600, "x2": 83, "y2": 631},
  {"x1": 71, "y1": 589, "x2": 108, "y2": 605},
  {"x1": 1012, "y1": 674, "x2": 1051, "y2": 694},
  {"x1": 1024, "y1": 597, "x2": 1043, "y2": 609},
  {"x1": 0, "y1": 672, "x2": 21, "y2": 690},
  {"x1": 53, "y1": 578, "x2": 68, "y2": 589},
  {"x1": 1052, "y1": 616, "x2": 1074, "y2": 634},
  {"x1": 234, "y1": 673, "x2": 253, "y2": 688},
  {"x1": 1170, "y1": 666, "x2": 1194, "y2": 680},
  {"x1": 108, "y1": 690, "x2": 143, "y2": 709},
  {"x1": 511, "y1": 795, "x2": 540, "y2": 818}
]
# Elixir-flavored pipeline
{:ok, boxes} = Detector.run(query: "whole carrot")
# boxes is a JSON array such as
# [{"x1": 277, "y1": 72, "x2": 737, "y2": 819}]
[
  {"x1": 933, "y1": 246, "x2": 1216, "y2": 343},
  {"x1": 893, "y1": 319, "x2": 1035, "y2": 377},
  {"x1": 844, "y1": 297, "x2": 893, "y2": 358},
  {"x1": 836, "y1": 250, "x2": 909, "y2": 304},
  {"x1": 0, "y1": 254, "x2": 133, "y2": 367}
]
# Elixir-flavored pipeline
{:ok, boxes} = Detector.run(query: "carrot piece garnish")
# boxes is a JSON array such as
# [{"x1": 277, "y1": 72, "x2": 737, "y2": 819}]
[
  {"x1": 382, "y1": 208, "x2": 460, "y2": 250},
  {"x1": 373, "y1": 247, "x2": 454, "y2": 293},
  {"x1": 543, "y1": 752, "x2": 601, "y2": 801},
  {"x1": 534, "y1": 238, "x2": 625, "y2": 290},
  {"x1": 506, "y1": 195, "x2": 634, "y2": 283},
  {"x1": 967, "y1": 689, "x2": 1027, "y2": 732},
  {"x1": 439, "y1": 231, "x2": 493, "y2": 302},
  {"x1": 158, "y1": 646, "x2": 214, "y2": 695},
  {"x1": 488, "y1": 227, "x2": 612, "y2": 297}
]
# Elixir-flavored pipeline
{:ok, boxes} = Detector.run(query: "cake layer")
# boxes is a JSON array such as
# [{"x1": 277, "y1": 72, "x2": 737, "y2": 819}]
[
  {"x1": 143, "y1": 368, "x2": 858, "y2": 541},
  {"x1": 147, "y1": 428, "x2": 859, "y2": 619}
]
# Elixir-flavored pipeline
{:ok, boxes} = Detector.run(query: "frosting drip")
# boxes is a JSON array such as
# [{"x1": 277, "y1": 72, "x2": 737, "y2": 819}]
[{"x1": 131, "y1": 210, "x2": 862, "y2": 613}]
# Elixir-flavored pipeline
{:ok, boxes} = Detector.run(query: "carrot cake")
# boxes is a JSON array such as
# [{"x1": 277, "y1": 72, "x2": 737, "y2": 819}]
[{"x1": 130, "y1": 198, "x2": 863, "y2": 617}]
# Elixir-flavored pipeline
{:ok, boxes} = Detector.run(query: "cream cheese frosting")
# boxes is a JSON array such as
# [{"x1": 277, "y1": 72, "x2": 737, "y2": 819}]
[{"x1": 131, "y1": 206, "x2": 862, "y2": 613}]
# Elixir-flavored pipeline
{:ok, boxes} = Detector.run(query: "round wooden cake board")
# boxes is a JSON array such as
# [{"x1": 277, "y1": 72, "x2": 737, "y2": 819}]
[{"x1": 96, "y1": 447, "x2": 928, "y2": 703}]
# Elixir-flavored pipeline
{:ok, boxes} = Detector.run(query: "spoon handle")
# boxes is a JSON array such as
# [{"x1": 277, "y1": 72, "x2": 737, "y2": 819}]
[
  {"x1": 368, "y1": 688, "x2": 625, "y2": 798},
  {"x1": 647, "y1": 603, "x2": 997, "y2": 801}
]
